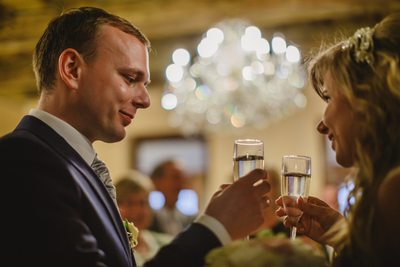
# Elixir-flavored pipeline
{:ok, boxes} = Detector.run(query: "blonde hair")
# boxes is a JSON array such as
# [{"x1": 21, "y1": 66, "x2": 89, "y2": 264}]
[{"x1": 308, "y1": 13, "x2": 400, "y2": 266}]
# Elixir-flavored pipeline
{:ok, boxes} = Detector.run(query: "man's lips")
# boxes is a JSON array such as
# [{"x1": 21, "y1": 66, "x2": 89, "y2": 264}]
[
  {"x1": 120, "y1": 110, "x2": 133, "y2": 119},
  {"x1": 120, "y1": 110, "x2": 134, "y2": 125}
]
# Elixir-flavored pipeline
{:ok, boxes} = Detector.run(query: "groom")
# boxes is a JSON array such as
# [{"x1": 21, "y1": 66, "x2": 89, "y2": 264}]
[{"x1": 0, "y1": 6, "x2": 270, "y2": 267}]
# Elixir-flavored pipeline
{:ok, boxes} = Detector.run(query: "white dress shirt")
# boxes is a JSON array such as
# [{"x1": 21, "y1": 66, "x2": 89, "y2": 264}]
[{"x1": 29, "y1": 108, "x2": 96, "y2": 165}]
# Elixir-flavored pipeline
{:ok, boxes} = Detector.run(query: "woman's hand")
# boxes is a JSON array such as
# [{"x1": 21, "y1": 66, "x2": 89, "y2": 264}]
[{"x1": 276, "y1": 196, "x2": 344, "y2": 245}]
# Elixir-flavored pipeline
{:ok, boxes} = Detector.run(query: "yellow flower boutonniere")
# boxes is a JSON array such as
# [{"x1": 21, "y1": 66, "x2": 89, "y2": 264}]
[{"x1": 123, "y1": 219, "x2": 139, "y2": 249}]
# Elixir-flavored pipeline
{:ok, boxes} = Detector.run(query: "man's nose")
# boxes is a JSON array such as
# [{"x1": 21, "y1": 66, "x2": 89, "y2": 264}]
[{"x1": 133, "y1": 85, "x2": 151, "y2": 109}]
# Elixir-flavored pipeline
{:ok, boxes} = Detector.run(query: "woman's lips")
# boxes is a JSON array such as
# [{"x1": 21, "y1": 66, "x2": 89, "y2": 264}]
[{"x1": 328, "y1": 134, "x2": 335, "y2": 150}]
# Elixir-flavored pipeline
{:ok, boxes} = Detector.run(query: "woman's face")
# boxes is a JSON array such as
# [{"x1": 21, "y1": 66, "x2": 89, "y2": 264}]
[
  {"x1": 119, "y1": 191, "x2": 153, "y2": 230},
  {"x1": 317, "y1": 72, "x2": 358, "y2": 167}
]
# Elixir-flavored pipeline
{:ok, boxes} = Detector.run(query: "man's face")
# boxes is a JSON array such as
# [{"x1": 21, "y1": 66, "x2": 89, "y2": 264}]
[
  {"x1": 156, "y1": 163, "x2": 186, "y2": 207},
  {"x1": 76, "y1": 25, "x2": 151, "y2": 143}
]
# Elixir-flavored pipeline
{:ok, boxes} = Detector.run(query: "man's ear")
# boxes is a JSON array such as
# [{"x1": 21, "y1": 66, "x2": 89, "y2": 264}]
[{"x1": 58, "y1": 48, "x2": 83, "y2": 90}]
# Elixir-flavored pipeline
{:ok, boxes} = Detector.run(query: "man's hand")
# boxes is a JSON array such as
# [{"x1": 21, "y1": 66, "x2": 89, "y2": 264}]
[{"x1": 205, "y1": 169, "x2": 270, "y2": 240}]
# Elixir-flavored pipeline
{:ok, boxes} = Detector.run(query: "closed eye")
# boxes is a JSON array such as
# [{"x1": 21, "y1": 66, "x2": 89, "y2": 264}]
[
  {"x1": 124, "y1": 75, "x2": 137, "y2": 85},
  {"x1": 321, "y1": 90, "x2": 330, "y2": 102},
  {"x1": 323, "y1": 95, "x2": 331, "y2": 102},
  {"x1": 119, "y1": 68, "x2": 150, "y2": 88}
]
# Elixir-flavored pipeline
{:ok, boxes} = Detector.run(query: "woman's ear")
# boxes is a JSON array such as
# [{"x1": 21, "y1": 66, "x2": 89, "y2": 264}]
[{"x1": 58, "y1": 48, "x2": 83, "y2": 90}]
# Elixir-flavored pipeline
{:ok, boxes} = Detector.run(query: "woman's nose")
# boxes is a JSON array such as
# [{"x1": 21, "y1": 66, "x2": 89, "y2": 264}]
[{"x1": 316, "y1": 120, "x2": 329, "y2": 134}]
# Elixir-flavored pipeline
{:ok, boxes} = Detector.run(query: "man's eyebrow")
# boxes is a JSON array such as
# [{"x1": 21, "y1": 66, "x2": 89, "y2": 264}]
[
  {"x1": 119, "y1": 67, "x2": 142, "y2": 74},
  {"x1": 119, "y1": 67, "x2": 147, "y2": 78}
]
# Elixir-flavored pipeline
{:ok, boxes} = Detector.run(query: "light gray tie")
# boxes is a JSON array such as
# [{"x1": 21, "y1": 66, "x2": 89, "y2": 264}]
[{"x1": 91, "y1": 155, "x2": 117, "y2": 202}]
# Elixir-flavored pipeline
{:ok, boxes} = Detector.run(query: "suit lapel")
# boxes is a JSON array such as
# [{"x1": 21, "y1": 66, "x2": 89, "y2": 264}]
[{"x1": 16, "y1": 116, "x2": 134, "y2": 265}]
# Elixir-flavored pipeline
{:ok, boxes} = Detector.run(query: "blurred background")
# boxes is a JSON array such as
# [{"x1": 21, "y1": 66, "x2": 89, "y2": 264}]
[{"x1": 1, "y1": 0, "x2": 399, "y2": 214}]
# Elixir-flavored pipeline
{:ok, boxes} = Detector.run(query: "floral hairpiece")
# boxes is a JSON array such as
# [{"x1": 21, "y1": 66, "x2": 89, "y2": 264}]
[{"x1": 343, "y1": 26, "x2": 375, "y2": 65}]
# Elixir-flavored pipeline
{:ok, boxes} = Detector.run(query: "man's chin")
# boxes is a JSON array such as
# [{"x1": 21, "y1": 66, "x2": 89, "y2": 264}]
[{"x1": 101, "y1": 130, "x2": 126, "y2": 143}]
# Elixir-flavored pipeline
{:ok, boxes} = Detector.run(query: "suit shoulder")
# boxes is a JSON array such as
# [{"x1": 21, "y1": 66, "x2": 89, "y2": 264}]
[{"x1": 0, "y1": 130, "x2": 56, "y2": 158}]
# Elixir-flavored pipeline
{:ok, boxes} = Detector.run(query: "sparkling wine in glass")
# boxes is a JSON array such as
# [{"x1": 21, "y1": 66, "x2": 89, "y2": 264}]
[
  {"x1": 281, "y1": 155, "x2": 311, "y2": 240},
  {"x1": 233, "y1": 139, "x2": 264, "y2": 181}
]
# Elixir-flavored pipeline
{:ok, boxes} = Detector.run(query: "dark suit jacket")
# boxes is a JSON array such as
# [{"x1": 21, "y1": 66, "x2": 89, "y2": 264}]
[{"x1": 1, "y1": 116, "x2": 221, "y2": 267}]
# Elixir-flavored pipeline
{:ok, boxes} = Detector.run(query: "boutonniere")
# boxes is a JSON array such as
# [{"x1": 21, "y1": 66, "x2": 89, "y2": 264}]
[{"x1": 123, "y1": 219, "x2": 139, "y2": 249}]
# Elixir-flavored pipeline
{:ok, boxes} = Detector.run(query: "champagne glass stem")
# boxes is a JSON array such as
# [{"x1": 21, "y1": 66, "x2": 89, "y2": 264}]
[{"x1": 290, "y1": 226, "x2": 297, "y2": 240}]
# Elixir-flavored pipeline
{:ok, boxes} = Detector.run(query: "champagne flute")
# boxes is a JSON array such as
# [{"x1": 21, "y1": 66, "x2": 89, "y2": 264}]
[
  {"x1": 281, "y1": 155, "x2": 311, "y2": 240},
  {"x1": 233, "y1": 139, "x2": 264, "y2": 240}
]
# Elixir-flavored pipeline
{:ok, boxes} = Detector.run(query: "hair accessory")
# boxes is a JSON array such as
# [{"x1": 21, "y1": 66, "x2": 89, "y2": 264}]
[{"x1": 343, "y1": 27, "x2": 375, "y2": 65}]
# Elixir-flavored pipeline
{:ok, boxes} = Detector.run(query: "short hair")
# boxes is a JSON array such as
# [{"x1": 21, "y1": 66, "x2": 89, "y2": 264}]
[
  {"x1": 150, "y1": 160, "x2": 178, "y2": 181},
  {"x1": 115, "y1": 178, "x2": 146, "y2": 204},
  {"x1": 32, "y1": 6, "x2": 150, "y2": 93}
]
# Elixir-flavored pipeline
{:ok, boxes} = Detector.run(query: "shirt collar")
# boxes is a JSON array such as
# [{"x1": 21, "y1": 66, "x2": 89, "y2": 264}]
[{"x1": 29, "y1": 108, "x2": 96, "y2": 166}]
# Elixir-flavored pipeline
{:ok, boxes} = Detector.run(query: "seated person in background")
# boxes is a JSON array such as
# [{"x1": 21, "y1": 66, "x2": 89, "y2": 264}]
[
  {"x1": 149, "y1": 159, "x2": 196, "y2": 236},
  {"x1": 116, "y1": 171, "x2": 173, "y2": 267}
]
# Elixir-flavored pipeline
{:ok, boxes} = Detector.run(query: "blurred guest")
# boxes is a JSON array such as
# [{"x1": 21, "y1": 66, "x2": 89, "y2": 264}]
[
  {"x1": 149, "y1": 160, "x2": 196, "y2": 236},
  {"x1": 116, "y1": 172, "x2": 173, "y2": 267}
]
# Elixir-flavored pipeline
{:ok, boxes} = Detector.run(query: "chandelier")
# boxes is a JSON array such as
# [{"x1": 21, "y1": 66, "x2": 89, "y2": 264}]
[{"x1": 161, "y1": 19, "x2": 307, "y2": 135}]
